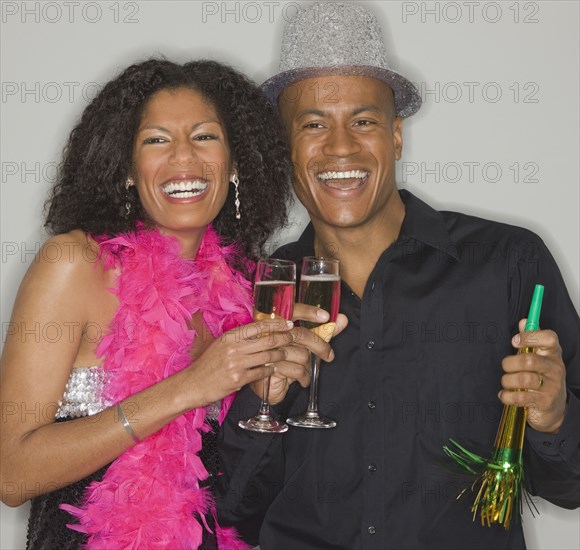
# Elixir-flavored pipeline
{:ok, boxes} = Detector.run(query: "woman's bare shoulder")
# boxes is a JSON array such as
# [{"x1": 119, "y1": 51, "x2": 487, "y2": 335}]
[{"x1": 17, "y1": 230, "x2": 110, "y2": 305}]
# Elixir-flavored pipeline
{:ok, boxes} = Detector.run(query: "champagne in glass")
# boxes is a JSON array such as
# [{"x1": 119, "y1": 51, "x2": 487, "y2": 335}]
[
  {"x1": 238, "y1": 258, "x2": 296, "y2": 433},
  {"x1": 253, "y1": 281, "x2": 295, "y2": 321},
  {"x1": 298, "y1": 275, "x2": 341, "y2": 330},
  {"x1": 287, "y1": 257, "x2": 340, "y2": 429}
]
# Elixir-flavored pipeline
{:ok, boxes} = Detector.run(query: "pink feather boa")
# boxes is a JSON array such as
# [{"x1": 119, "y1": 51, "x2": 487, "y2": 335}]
[{"x1": 60, "y1": 226, "x2": 252, "y2": 549}]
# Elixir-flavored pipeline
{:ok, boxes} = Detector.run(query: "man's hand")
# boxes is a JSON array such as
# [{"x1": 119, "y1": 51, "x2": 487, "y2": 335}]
[
  {"x1": 499, "y1": 319, "x2": 567, "y2": 433},
  {"x1": 249, "y1": 304, "x2": 348, "y2": 404}
]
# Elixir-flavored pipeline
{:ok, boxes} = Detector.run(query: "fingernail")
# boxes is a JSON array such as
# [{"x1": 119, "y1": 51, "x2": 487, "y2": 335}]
[
  {"x1": 329, "y1": 349, "x2": 335, "y2": 361},
  {"x1": 512, "y1": 334, "x2": 520, "y2": 345},
  {"x1": 316, "y1": 309, "x2": 330, "y2": 321},
  {"x1": 322, "y1": 322, "x2": 336, "y2": 342}
]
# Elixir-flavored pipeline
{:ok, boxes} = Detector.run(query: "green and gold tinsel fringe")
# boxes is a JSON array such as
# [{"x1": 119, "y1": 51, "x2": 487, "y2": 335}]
[{"x1": 444, "y1": 403, "x2": 535, "y2": 529}]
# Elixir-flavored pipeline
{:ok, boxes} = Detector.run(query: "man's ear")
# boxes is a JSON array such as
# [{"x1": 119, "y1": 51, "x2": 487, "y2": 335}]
[
  {"x1": 392, "y1": 117, "x2": 404, "y2": 161},
  {"x1": 278, "y1": 95, "x2": 294, "y2": 135}
]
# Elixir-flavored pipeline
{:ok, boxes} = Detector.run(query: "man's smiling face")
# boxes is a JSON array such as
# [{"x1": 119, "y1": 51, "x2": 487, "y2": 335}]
[{"x1": 280, "y1": 75, "x2": 403, "y2": 231}]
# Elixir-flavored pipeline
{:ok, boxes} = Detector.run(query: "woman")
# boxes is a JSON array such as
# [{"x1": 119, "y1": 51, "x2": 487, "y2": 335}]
[{"x1": 0, "y1": 59, "x2": 336, "y2": 549}]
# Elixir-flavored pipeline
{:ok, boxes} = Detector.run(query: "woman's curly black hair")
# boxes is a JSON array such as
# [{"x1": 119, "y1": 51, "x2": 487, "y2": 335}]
[{"x1": 44, "y1": 58, "x2": 292, "y2": 264}]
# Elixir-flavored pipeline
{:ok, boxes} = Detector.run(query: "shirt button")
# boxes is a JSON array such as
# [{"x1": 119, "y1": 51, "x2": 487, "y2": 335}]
[
  {"x1": 559, "y1": 439, "x2": 567, "y2": 448},
  {"x1": 368, "y1": 526, "x2": 376, "y2": 535},
  {"x1": 543, "y1": 441, "x2": 552, "y2": 447},
  {"x1": 366, "y1": 340, "x2": 375, "y2": 350},
  {"x1": 368, "y1": 463, "x2": 377, "y2": 473},
  {"x1": 368, "y1": 401, "x2": 376, "y2": 410}
]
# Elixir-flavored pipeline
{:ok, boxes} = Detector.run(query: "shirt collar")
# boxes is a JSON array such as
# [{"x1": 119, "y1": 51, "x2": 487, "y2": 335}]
[
  {"x1": 296, "y1": 222, "x2": 315, "y2": 256},
  {"x1": 398, "y1": 189, "x2": 460, "y2": 261},
  {"x1": 296, "y1": 189, "x2": 460, "y2": 261}
]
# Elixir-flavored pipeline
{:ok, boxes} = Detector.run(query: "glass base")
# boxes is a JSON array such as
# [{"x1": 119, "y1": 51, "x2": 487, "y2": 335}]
[
  {"x1": 238, "y1": 415, "x2": 288, "y2": 433},
  {"x1": 287, "y1": 413, "x2": 336, "y2": 429}
]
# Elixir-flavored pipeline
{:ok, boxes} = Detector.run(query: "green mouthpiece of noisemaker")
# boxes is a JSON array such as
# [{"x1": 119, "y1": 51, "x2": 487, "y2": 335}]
[{"x1": 524, "y1": 284, "x2": 544, "y2": 332}]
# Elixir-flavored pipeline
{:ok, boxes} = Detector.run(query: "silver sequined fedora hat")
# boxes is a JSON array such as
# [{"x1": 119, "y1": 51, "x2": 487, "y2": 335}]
[{"x1": 261, "y1": 2, "x2": 421, "y2": 118}]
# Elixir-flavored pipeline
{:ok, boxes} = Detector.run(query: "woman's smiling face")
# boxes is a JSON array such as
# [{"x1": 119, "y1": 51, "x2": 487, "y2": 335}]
[{"x1": 132, "y1": 87, "x2": 234, "y2": 252}]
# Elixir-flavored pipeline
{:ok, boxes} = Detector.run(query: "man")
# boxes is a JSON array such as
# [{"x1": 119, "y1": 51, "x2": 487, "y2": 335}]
[{"x1": 218, "y1": 3, "x2": 580, "y2": 548}]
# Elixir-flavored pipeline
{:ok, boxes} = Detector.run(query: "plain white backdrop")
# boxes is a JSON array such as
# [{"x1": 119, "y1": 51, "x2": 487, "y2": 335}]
[{"x1": 1, "y1": 1, "x2": 578, "y2": 548}]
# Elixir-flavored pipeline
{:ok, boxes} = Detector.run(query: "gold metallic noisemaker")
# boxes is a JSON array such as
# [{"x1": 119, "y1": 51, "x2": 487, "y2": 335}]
[{"x1": 444, "y1": 284, "x2": 544, "y2": 528}]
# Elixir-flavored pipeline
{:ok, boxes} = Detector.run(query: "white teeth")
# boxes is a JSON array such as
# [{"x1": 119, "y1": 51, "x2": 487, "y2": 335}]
[
  {"x1": 317, "y1": 170, "x2": 369, "y2": 180},
  {"x1": 162, "y1": 180, "x2": 208, "y2": 197}
]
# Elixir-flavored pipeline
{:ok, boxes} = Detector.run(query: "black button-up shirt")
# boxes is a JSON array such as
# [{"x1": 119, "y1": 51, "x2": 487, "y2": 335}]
[{"x1": 218, "y1": 190, "x2": 580, "y2": 549}]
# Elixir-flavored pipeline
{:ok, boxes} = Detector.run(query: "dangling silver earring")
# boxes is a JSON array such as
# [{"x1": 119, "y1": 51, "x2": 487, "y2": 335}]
[
  {"x1": 231, "y1": 175, "x2": 241, "y2": 220},
  {"x1": 125, "y1": 177, "x2": 134, "y2": 217}
]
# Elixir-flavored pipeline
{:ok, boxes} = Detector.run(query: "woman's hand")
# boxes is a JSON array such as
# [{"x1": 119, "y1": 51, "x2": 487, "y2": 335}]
[
  {"x1": 249, "y1": 304, "x2": 349, "y2": 404},
  {"x1": 183, "y1": 318, "x2": 297, "y2": 408}
]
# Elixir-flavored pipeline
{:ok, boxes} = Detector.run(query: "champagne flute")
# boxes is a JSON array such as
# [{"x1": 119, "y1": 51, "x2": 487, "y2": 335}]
[
  {"x1": 287, "y1": 257, "x2": 340, "y2": 429},
  {"x1": 238, "y1": 258, "x2": 296, "y2": 433}
]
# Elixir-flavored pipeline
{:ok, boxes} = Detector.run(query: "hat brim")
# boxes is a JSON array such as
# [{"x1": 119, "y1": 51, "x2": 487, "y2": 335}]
[{"x1": 261, "y1": 65, "x2": 422, "y2": 118}]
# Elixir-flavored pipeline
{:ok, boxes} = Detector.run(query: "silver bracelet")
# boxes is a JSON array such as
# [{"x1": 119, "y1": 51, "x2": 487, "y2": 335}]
[{"x1": 116, "y1": 402, "x2": 141, "y2": 444}]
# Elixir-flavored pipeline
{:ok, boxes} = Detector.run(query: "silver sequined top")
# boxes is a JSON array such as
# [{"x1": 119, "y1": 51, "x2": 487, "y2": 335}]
[
  {"x1": 55, "y1": 366, "x2": 111, "y2": 419},
  {"x1": 55, "y1": 366, "x2": 222, "y2": 421}
]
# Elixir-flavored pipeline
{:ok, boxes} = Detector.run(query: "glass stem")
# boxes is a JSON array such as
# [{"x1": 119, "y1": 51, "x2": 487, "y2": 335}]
[
  {"x1": 258, "y1": 375, "x2": 271, "y2": 417},
  {"x1": 306, "y1": 353, "x2": 321, "y2": 416}
]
